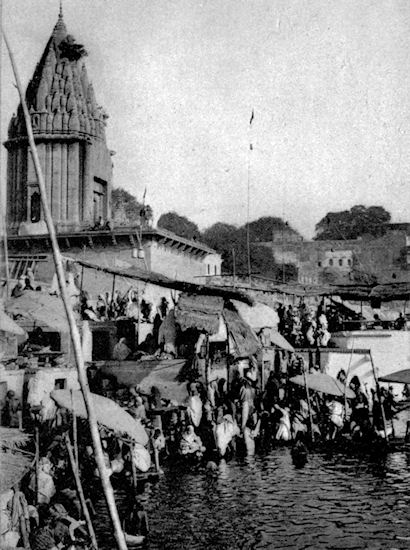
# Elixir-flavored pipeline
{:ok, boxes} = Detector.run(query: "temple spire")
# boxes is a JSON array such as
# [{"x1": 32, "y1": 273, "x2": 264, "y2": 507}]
[{"x1": 53, "y1": 0, "x2": 67, "y2": 43}]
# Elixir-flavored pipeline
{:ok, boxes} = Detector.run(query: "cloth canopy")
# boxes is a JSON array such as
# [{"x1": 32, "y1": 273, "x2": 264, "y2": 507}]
[
  {"x1": 6, "y1": 291, "x2": 72, "y2": 332},
  {"x1": 379, "y1": 369, "x2": 410, "y2": 384},
  {"x1": 290, "y1": 372, "x2": 356, "y2": 398},
  {"x1": 223, "y1": 306, "x2": 261, "y2": 359},
  {"x1": 135, "y1": 360, "x2": 189, "y2": 403},
  {"x1": 51, "y1": 390, "x2": 148, "y2": 446},
  {"x1": 231, "y1": 300, "x2": 279, "y2": 332},
  {"x1": 175, "y1": 294, "x2": 224, "y2": 334}
]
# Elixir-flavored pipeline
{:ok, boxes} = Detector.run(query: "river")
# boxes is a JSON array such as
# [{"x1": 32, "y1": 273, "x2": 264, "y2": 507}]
[{"x1": 138, "y1": 447, "x2": 410, "y2": 550}]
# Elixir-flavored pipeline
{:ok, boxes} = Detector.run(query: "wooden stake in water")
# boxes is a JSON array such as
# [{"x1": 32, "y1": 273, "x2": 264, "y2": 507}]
[{"x1": 2, "y1": 29, "x2": 128, "y2": 550}]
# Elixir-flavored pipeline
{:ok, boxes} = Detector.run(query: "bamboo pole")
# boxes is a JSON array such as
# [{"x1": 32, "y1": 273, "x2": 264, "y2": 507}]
[
  {"x1": 343, "y1": 339, "x2": 355, "y2": 425},
  {"x1": 2, "y1": 30, "x2": 128, "y2": 550},
  {"x1": 35, "y1": 424, "x2": 39, "y2": 505},
  {"x1": 72, "y1": 390, "x2": 79, "y2": 467},
  {"x1": 205, "y1": 334, "x2": 210, "y2": 399},
  {"x1": 369, "y1": 351, "x2": 389, "y2": 441},
  {"x1": 131, "y1": 441, "x2": 137, "y2": 491},
  {"x1": 302, "y1": 361, "x2": 315, "y2": 443},
  {"x1": 65, "y1": 434, "x2": 98, "y2": 549}
]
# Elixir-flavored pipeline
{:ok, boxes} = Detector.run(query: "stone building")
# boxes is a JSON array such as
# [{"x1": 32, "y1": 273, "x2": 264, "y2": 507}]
[
  {"x1": 259, "y1": 224, "x2": 410, "y2": 285},
  {"x1": 4, "y1": 9, "x2": 222, "y2": 288},
  {"x1": 5, "y1": 7, "x2": 113, "y2": 236}
]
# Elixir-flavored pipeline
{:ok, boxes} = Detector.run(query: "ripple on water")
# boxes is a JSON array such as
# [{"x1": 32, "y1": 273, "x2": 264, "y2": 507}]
[{"x1": 95, "y1": 449, "x2": 410, "y2": 549}]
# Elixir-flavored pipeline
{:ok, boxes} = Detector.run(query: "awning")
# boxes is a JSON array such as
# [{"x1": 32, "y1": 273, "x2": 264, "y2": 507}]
[
  {"x1": 175, "y1": 293, "x2": 224, "y2": 333},
  {"x1": 223, "y1": 306, "x2": 261, "y2": 359},
  {"x1": 379, "y1": 369, "x2": 410, "y2": 384},
  {"x1": 290, "y1": 372, "x2": 356, "y2": 398},
  {"x1": 72, "y1": 259, "x2": 253, "y2": 304},
  {"x1": 6, "y1": 291, "x2": 71, "y2": 332},
  {"x1": 231, "y1": 300, "x2": 279, "y2": 332},
  {"x1": 99, "y1": 358, "x2": 188, "y2": 403}
]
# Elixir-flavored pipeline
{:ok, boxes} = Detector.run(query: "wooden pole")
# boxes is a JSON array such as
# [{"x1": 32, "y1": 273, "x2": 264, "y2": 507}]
[
  {"x1": 71, "y1": 390, "x2": 79, "y2": 467},
  {"x1": 343, "y1": 339, "x2": 355, "y2": 422},
  {"x1": 35, "y1": 424, "x2": 40, "y2": 505},
  {"x1": 136, "y1": 286, "x2": 141, "y2": 347},
  {"x1": 2, "y1": 30, "x2": 128, "y2": 550},
  {"x1": 80, "y1": 266, "x2": 84, "y2": 294},
  {"x1": 110, "y1": 274, "x2": 116, "y2": 316},
  {"x1": 226, "y1": 333, "x2": 230, "y2": 393},
  {"x1": 65, "y1": 434, "x2": 98, "y2": 549},
  {"x1": 131, "y1": 442, "x2": 137, "y2": 491},
  {"x1": 369, "y1": 351, "x2": 389, "y2": 440},
  {"x1": 205, "y1": 334, "x2": 210, "y2": 399},
  {"x1": 302, "y1": 361, "x2": 315, "y2": 443}
]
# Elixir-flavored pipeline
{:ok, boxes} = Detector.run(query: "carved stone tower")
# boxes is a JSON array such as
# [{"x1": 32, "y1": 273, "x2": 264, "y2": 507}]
[{"x1": 4, "y1": 7, "x2": 113, "y2": 235}]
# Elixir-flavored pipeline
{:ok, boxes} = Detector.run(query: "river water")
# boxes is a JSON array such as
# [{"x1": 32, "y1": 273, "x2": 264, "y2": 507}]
[{"x1": 137, "y1": 447, "x2": 410, "y2": 550}]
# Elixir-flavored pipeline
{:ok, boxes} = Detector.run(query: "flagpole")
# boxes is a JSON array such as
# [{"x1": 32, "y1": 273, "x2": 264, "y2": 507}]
[{"x1": 246, "y1": 110, "x2": 254, "y2": 287}]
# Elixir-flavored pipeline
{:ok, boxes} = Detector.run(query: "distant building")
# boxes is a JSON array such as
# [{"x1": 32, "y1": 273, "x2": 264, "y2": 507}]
[
  {"x1": 258, "y1": 224, "x2": 410, "y2": 285},
  {"x1": 4, "y1": 9, "x2": 221, "y2": 290}
]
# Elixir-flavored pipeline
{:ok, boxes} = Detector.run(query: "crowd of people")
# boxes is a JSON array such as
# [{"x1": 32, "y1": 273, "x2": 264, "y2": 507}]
[{"x1": 86, "y1": 354, "x2": 404, "y2": 473}]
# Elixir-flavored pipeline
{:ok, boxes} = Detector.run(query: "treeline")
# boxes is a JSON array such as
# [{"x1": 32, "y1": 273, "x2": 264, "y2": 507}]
[
  {"x1": 112, "y1": 187, "x2": 391, "y2": 280},
  {"x1": 157, "y1": 212, "x2": 299, "y2": 280}
]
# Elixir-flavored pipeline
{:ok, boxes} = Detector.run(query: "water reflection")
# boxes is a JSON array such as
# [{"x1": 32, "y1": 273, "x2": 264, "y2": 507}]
[{"x1": 142, "y1": 448, "x2": 410, "y2": 550}]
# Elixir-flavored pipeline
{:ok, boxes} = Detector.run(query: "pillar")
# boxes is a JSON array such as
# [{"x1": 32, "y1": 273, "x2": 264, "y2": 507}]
[
  {"x1": 82, "y1": 141, "x2": 93, "y2": 224},
  {"x1": 51, "y1": 143, "x2": 62, "y2": 222},
  {"x1": 67, "y1": 142, "x2": 80, "y2": 225}
]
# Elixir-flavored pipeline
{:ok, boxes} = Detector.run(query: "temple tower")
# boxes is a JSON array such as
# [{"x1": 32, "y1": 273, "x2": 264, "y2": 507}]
[{"x1": 4, "y1": 7, "x2": 113, "y2": 235}]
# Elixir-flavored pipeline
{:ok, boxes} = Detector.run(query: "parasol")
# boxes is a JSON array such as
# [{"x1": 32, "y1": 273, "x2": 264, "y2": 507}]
[
  {"x1": 0, "y1": 309, "x2": 27, "y2": 336},
  {"x1": 290, "y1": 372, "x2": 356, "y2": 399},
  {"x1": 51, "y1": 390, "x2": 148, "y2": 446},
  {"x1": 0, "y1": 451, "x2": 33, "y2": 493},
  {"x1": 379, "y1": 369, "x2": 410, "y2": 384},
  {"x1": 269, "y1": 331, "x2": 294, "y2": 352},
  {"x1": 0, "y1": 427, "x2": 31, "y2": 451}
]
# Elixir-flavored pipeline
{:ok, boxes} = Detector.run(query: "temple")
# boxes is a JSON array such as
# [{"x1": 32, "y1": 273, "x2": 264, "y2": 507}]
[
  {"x1": 4, "y1": 8, "x2": 113, "y2": 236},
  {"x1": 4, "y1": 9, "x2": 222, "y2": 286}
]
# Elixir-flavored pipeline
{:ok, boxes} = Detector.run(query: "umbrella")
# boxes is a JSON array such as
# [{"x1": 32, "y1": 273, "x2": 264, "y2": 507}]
[
  {"x1": 0, "y1": 451, "x2": 33, "y2": 493},
  {"x1": 290, "y1": 372, "x2": 356, "y2": 399},
  {"x1": 269, "y1": 331, "x2": 294, "y2": 352},
  {"x1": 379, "y1": 369, "x2": 410, "y2": 384},
  {"x1": 51, "y1": 390, "x2": 148, "y2": 446},
  {"x1": 0, "y1": 309, "x2": 27, "y2": 336},
  {"x1": 0, "y1": 427, "x2": 31, "y2": 451}
]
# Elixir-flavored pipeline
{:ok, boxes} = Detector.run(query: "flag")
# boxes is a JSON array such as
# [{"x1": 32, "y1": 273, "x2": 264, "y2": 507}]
[
  {"x1": 249, "y1": 109, "x2": 254, "y2": 125},
  {"x1": 142, "y1": 187, "x2": 147, "y2": 203}
]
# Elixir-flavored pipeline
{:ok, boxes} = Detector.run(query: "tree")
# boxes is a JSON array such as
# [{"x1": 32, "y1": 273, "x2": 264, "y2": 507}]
[
  {"x1": 246, "y1": 216, "x2": 300, "y2": 242},
  {"x1": 157, "y1": 212, "x2": 201, "y2": 240},
  {"x1": 111, "y1": 187, "x2": 152, "y2": 226},
  {"x1": 314, "y1": 205, "x2": 391, "y2": 240},
  {"x1": 202, "y1": 222, "x2": 296, "y2": 281}
]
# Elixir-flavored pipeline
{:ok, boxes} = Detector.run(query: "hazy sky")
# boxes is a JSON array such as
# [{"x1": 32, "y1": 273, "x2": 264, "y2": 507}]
[{"x1": 2, "y1": 0, "x2": 410, "y2": 238}]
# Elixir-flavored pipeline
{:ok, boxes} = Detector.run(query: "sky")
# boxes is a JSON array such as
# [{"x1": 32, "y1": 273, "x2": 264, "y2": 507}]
[{"x1": 2, "y1": 0, "x2": 410, "y2": 238}]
